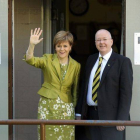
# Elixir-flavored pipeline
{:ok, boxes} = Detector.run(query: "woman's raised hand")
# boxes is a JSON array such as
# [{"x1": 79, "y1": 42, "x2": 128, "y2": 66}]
[{"x1": 30, "y1": 28, "x2": 43, "y2": 46}]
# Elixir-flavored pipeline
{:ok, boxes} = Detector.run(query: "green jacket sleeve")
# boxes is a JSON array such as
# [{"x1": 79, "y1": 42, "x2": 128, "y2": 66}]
[{"x1": 24, "y1": 54, "x2": 47, "y2": 69}]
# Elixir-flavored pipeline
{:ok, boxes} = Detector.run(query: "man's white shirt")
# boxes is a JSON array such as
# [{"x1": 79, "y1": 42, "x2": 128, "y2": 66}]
[
  {"x1": 76, "y1": 49, "x2": 112, "y2": 116},
  {"x1": 87, "y1": 49, "x2": 112, "y2": 106}
]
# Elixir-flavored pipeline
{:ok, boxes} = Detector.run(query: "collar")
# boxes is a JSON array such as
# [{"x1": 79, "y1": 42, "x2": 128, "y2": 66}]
[
  {"x1": 52, "y1": 53, "x2": 74, "y2": 65},
  {"x1": 99, "y1": 48, "x2": 112, "y2": 61}
]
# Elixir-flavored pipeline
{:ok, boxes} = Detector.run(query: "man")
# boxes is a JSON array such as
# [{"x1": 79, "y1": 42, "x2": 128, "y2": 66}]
[{"x1": 76, "y1": 29, "x2": 133, "y2": 140}]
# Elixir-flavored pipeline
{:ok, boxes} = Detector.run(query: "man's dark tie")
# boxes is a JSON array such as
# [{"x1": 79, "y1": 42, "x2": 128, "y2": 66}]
[{"x1": 92, "y1": 57, "x2": 103, "y2": 103}]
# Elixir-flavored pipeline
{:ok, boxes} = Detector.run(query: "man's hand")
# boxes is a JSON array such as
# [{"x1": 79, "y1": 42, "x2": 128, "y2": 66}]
[
  {"x1": 116, "y1": 126, "x2": 125, "y2": 131},
  {"x1": 75, "y1": 116, "x2": 81, "y2": 120}
]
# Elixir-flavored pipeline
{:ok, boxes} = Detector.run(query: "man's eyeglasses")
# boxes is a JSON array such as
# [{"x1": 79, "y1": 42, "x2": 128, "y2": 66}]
[{"x1": 95, "y1": 38, "x2": 112, "y2": 43}]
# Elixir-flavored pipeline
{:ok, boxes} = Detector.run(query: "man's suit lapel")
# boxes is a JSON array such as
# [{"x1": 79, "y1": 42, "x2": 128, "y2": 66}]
[
  {"x1": 100, "y1": 51, "x2": 116, "y2": 87},
  {"x1": 52, "y1": 54, "x2": 61, "y2": 81}
]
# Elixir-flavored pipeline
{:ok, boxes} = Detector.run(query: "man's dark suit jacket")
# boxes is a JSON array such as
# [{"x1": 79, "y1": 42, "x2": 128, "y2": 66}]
[{"x1": 76, "y1": 51, "x2": 133, "y2": 121}]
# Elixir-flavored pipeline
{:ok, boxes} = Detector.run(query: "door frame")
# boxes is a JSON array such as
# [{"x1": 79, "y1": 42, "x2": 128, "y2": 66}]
[
  {"x1": 122, "y1": 0, "x2": 126, "y2": 56},
  {"x1": 8, "y1": 0, "x2": 126, "y2": 139},
  {"x1": 8, "y1": 0, "x2": 13, "y2": 139}
]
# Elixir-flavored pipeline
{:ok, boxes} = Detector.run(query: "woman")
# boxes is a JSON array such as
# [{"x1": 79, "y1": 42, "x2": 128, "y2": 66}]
[{"x1": 25, "y1": 28, "x2": 81, "y2": 140}]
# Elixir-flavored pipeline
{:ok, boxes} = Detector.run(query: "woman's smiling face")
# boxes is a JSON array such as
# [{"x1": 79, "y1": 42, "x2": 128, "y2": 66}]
[{"x1": 55, "y1": 41, "x2": 72, "y2": 60}]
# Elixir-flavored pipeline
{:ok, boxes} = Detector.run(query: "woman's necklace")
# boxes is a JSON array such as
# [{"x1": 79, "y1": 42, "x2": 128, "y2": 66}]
[
  {"x1": 60, "y1": 63, "x2": 67, "y2": 66},
  {"x1": 59, "y1": 58, "x2": 69, "y2": 66}
]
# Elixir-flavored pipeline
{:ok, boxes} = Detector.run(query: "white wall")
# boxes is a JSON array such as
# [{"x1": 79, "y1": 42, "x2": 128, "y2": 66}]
[
  {"x1": 0, "y1": 0, "x2": 8, "y2": 140},
  {"x1": 126, "y1": 0, "x2": 140, "y2": 139}
]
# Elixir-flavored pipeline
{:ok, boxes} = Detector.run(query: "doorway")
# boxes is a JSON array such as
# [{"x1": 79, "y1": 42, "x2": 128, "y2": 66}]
[
  {"x1": 69, "y1": 0, "x2": 124, "y2": 86},
  {"x1": 68, "y1": 0, "x2": 125, "y2": 139},
  {"x1": 10, "y1": 0, "x2": 125, "y2": 139}
]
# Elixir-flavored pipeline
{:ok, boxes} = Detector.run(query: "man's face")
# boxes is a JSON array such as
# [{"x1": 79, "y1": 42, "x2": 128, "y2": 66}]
[{"x1": 95, "y1": 30, "x2": 113, "y2": 56}]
